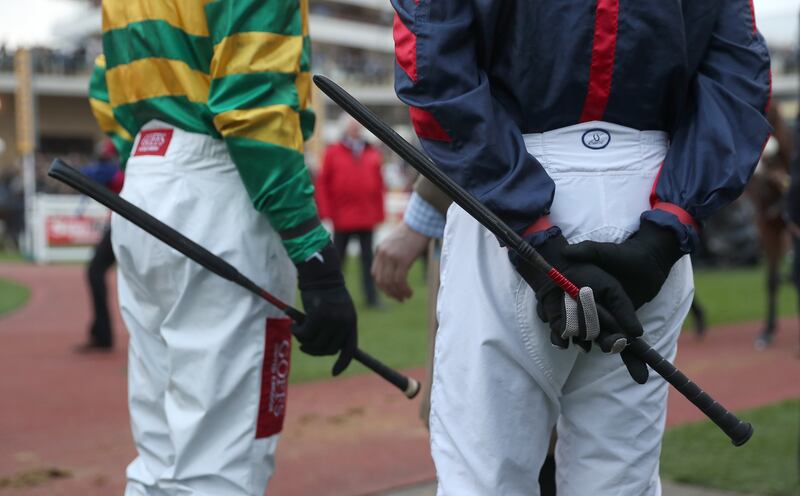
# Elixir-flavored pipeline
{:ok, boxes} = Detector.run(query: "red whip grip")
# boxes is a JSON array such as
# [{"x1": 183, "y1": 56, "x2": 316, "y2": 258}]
[{"x1": 547, "y1": 268, "x2": 580, "y2": 299}]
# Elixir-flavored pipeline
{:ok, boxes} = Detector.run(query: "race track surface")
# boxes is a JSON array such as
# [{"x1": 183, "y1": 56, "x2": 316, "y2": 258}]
[{"x1": 0, "y1": 264, "x2": 798, "y2": 495}]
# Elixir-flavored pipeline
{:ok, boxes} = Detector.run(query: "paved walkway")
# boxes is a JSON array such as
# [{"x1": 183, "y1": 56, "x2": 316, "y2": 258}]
[{"x1": 0, "y1": 263, "x2": 798, "y2": 495}]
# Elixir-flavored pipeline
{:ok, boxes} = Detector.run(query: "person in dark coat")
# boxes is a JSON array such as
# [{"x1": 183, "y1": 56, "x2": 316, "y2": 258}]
[
  {"x1": 786, "y1": 13, "x2": 800, "y2": 354},
  {"x1": 75, "y1": 140, "x2": 124, "y2": 352},
  {"x1": 316, "y1": 116, "x2": 385, "y2": 307}
]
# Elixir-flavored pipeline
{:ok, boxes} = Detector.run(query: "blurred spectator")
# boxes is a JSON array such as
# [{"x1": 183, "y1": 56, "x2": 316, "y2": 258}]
[
  {"x1": 786, "y1": 17, "x2": 800, "y2": 354},
  {"x1": 75, "y1": 139, "x2": 122, "y2": 353},
  {"x1": 0, "y1": 43, "x2": 12, "y2": 72},
  {"x1": 789, "y1": 164, "x2": 800, "y2": 352},
  {"x1": 0, "y1": 150, "x2": 92, "y2": 250},
  {"x1": 749, "y1": 107, "x2": 793, "y2": 350},
  {"x1": 316, "y1": 116, "x2": 385, "y2": 307},
  {"x1": 0, "y1": 174, "x2": 8, "y2": 242},
  {"x1": 0, "y1": 170, "x2": 23, "y2": 250}
]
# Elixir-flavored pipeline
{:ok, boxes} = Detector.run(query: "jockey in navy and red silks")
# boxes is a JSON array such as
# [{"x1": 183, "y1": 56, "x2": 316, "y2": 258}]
[
  {"x1": 392, "y1": 1, "x2": 771, "y2": 250},
  {"x1": 391, "y1": 1, "x2": 771, "y2": 494}
]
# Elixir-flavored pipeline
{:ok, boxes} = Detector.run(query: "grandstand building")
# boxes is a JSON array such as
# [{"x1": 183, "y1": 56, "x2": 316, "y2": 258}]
[{"x1": 0, "y1": 0, "x2": 406, "y2": 173}]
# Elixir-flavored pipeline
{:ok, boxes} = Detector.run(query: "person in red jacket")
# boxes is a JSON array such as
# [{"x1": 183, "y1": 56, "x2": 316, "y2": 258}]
[{"x1": 316, "y1": 116, "x2": 385, "y2": 307}]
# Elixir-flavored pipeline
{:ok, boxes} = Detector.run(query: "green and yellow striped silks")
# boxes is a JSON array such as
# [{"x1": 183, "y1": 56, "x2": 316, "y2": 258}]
[
  {"x1": 88, "y1": 55, "x2": 134, "y2": 165},
  {"x1": 91, "y1": 0, "x2": 325, "y2": 262}
]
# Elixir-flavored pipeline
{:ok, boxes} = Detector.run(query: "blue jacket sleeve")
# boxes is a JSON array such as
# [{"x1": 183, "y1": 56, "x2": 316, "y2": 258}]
[
  {"x1": 390, "y1": 0, "x2": 558, "y2": 243},
  {"x1": 643, "y1": 0, "x2": 772, "y2": 252}
]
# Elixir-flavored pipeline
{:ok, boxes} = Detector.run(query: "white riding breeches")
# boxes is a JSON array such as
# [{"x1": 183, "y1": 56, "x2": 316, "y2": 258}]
[
  {"x1": 431, "y1": 121, "x2": 694, "y2": 496},
  {"x1": 112, "y1": 121, "x2": 296, "y2": 495}
]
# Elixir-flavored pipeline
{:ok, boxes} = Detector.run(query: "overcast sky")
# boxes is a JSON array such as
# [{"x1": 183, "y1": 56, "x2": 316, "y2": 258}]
[
  {"x1": 0, "y1": 0, "x2": 82, "y2": 47},
  {"x1": 1, "y1": 0, "x2": 799, "y2": 48}
]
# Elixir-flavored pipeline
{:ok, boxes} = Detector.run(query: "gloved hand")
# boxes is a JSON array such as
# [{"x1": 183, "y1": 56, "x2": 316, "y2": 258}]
[
  {"x1": 563, "y1": 220, "x2": 684, "y2": 308},
  {"x1": 294, "y1": 242, "x2": 357, "y2": 376},
  {"x1": 512, "y1": 234, "x2": 649, "y2": 383}
]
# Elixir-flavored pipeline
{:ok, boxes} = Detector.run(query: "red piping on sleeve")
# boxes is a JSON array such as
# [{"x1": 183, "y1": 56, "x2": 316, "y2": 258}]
[
  {"x1": 748, "y1": 0, "x2": 757, "y2": 33},
  {"x1": 652, "y1": 202, "x2": 699, "y2": 231},
  {"x1": 579, "y1": 0, "x2": 620, "y2": 123},
  {"x1": 409, "y1": 107, "x2": 452, "y2": 142},
  {"x1": 649, "y1": 163, "x2": 698, "y2": 230},
  {"x1": 522, "y1": 216, "x2": 553, "y2": 238},
  {"x1": 649, "y1": 162, "x2": 664, "y2": 208},
  {"x1": 393, "y1": 14, "x2": 417, "y2": 82}
]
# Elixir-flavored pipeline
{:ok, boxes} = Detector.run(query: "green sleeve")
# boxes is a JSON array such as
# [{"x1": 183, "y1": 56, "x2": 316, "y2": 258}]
[{"x1": 206, "y1": 0, "x2": 325, "y2": 263}]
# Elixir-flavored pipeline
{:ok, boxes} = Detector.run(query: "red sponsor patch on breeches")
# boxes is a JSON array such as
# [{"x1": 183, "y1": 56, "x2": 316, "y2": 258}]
[
  {"x1": 134, "y1": 129, "x2": 173, "y2": 157},
  {"x1": 256, "y1": 318, "x2": 292, "y2": 438}
]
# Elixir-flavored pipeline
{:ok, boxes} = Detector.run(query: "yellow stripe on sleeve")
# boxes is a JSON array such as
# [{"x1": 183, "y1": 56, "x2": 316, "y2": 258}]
[
  {"x1": 296, "y1": 71, "x2": 312, "y2": 110},
  {"x1": 106, "y1": 58, "x2": 210, "y2": 107},
  {"x1": 89, "y1": 98, "x2": 134, "y2": 141},
  {"x1": 213, "y1": 105, "x2": 304, "y2": 153},
  {"x1": 301, "y1": 0, "x2": 310, "y2": 36},
  {"x1": 211, "y1": 32, "x2": 303, "y2": 78},
  {"x1": 102, "y1": 0, "x2": 212, "y2": 37}
]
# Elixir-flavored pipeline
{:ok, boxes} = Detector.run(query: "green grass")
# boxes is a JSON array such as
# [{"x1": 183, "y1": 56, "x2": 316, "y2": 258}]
[
  {"x1": 0, "y1": 250, "x2": 25, "y2": 262},
  {"x1": 290, "y1": 259, "x2": 430, "y2": 383},
  {"x1": 661, "y1": 399, "x2": 800, "y2": 495},
  {"x1": 691, "y1": 264, "x2": 798, "y2": 329},
  {"x1": 0, "y1": 277, "x2": 30, "y2": 317}
]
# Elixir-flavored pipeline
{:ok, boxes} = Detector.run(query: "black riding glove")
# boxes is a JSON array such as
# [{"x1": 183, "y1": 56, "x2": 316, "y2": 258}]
[
  {"x1": 294, "y1": 242, "x2": 357, "y2": 376},
  {"x1": 512, "y1": 234, "x2": 649, "y2": 384},
  {"x1": 564, "y1": 220, "x2": 684, "y2": 309}
]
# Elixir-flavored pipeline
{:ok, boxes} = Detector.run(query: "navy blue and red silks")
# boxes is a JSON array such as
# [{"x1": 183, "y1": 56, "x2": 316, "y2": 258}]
[{"x1": 391, "y1": 0, "x2": 772, "y2": 252}]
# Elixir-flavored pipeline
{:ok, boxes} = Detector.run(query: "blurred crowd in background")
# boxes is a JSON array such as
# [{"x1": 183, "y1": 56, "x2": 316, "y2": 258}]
[
  {"x1": 0, "y1": 43, "x2": 98, "y2": 76},
  {"x1": 0, "y1": 39, "x2": 395, "y2": 87},
  {"x1": 0, "y1": 127, "x2": 791, "y2": 272}
]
